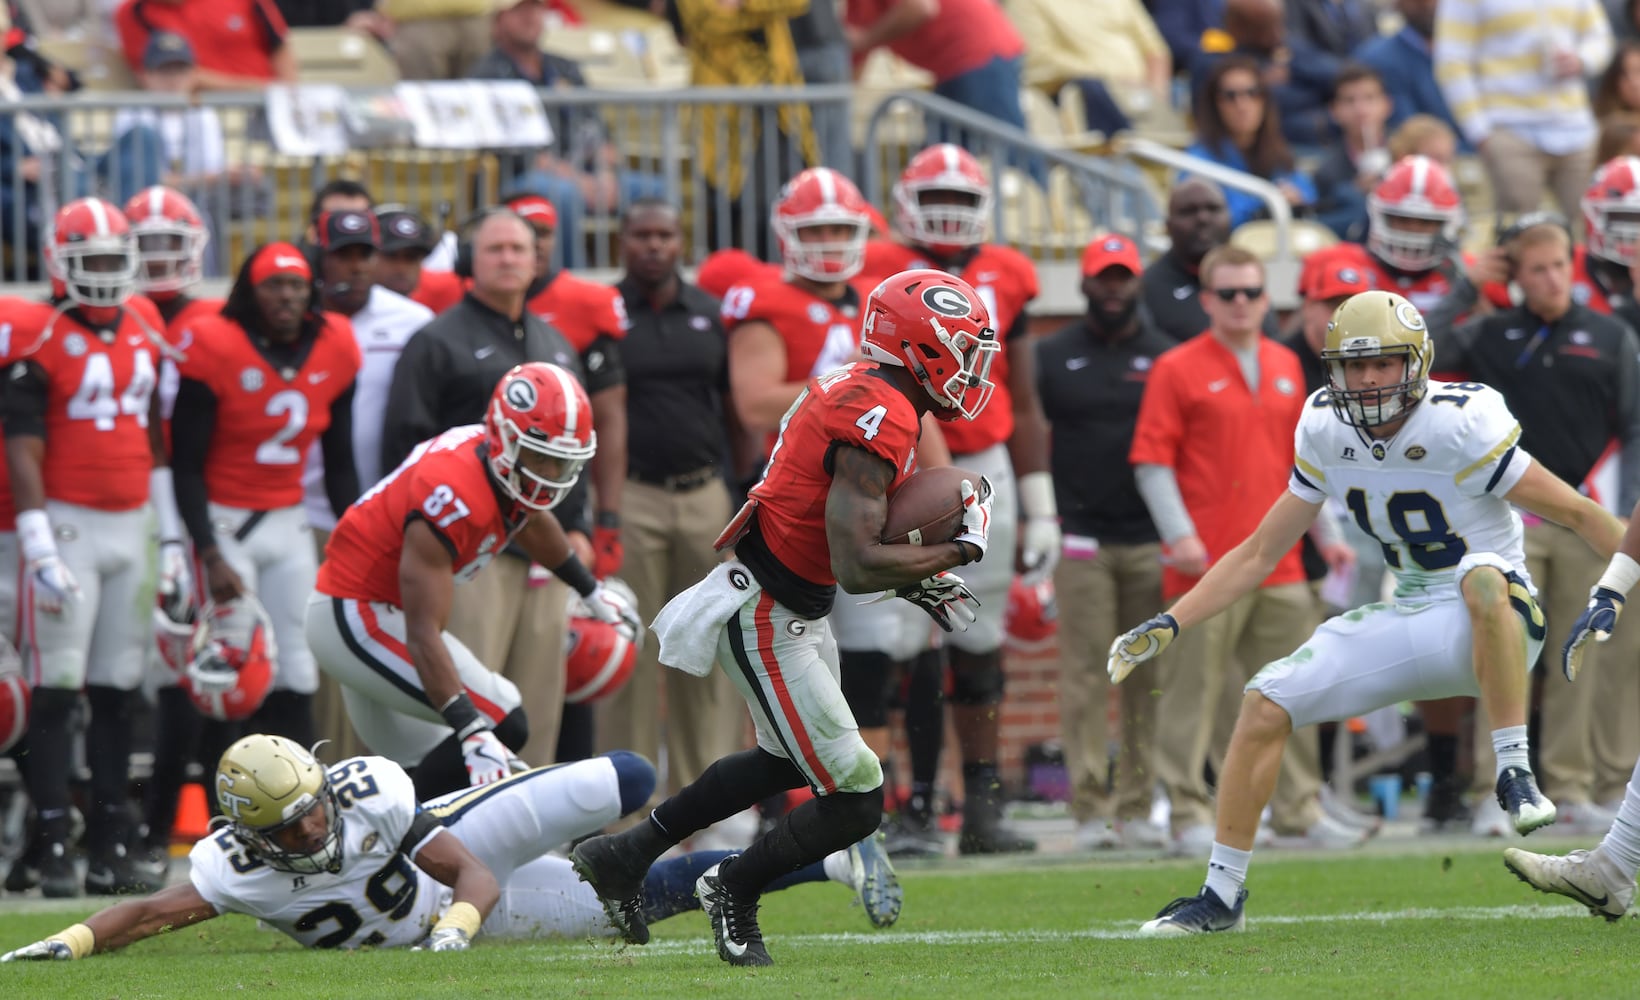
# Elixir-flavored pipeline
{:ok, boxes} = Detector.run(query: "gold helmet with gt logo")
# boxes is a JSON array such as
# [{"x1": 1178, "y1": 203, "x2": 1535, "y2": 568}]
[
  {"x1": 1321, "y1": 290, "x2": 1435, "y2": 429},
  {"x1": 215, "y1": 734, "x2": 343, "y2": 874}
]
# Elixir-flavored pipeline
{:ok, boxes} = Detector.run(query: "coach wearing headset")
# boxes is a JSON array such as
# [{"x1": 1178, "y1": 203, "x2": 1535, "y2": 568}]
[{"x1": 380, "y1": 208, "x2": 591, "y2": 766}]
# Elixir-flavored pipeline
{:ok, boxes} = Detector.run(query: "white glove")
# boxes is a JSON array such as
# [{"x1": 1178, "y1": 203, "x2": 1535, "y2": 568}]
[
  {"x1": 460, "y1": 730, "x2": 525, "y2": 786},
  {"x1": 414, "y1": 926, "x2": 471, "y2": 952},
  {"x1": 1107, "y1": 613, "x2": 1180, "y2": 684},
  {"x1": 895, "y1": 571, "x2": 980, "y2": 633},
  {"x1": 28, "y1": 555, "x2": 80, "y2": 620},
  {"x1": 1, "y1": 938, "x2": 75, "y2": 962},
  {"x1": 585, "y1": 580, "x2": 642, "y2": 641},
  {"x1": 954, "y1": 477, "x2": 993, "y2": 560},
  {"x1": 1019, "y1": 518, "x2": 1062, "y2": 586},
  {"x1": 156, "y1": 540, "x2": 194, "y2": 623}
]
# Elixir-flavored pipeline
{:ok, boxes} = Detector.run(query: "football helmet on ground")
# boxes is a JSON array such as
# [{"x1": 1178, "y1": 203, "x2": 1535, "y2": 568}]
[{"x1": 182, "y1": 596, "x2": 276, "y2": 721}]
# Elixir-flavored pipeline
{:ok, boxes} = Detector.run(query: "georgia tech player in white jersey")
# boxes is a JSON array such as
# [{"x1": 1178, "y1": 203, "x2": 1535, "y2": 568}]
[
  {"x1": 1104, "y1": 291, "x2": 1624, "y2": 936},
  {"x1": 1, "y1": 735, "x2": 903, "y2": 960}
]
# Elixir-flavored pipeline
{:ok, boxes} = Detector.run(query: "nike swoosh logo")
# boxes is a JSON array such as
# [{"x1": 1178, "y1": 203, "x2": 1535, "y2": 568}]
[
  {"x1": 1173, "y1": 286, "x2": 1194, "y2": 300},
  {"x1": 1208, "y1": 378, "x2": 1231, "y2": 392},
  {"x1": 474, "y1": 346, "x2": 496, "y2": 360},
  {"x1": 127, "y1": 336, "x2": 145, "y2": 346},
  {"x1": 723, "y1": 937, "x2": 748, "y2": 957},
  {"x1": 274, "y1": 255, "x2": 306, "y2": 269},
  {"x1": 308, "y1": 371, "x2": 330, "y2": 384},
  {"x1": 1066, "y1": 357, "x2": 1090, "y2": 370}
]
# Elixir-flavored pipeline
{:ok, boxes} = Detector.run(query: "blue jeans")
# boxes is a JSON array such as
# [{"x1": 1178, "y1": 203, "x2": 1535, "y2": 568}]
[
  {"x1": 514, "y1": 168, "x2": 668, "y2": 269},
  {"x1": 933, "y1": 54, "x2": 1046, "y2": 187},
  {"x1": 1, "y1": 124, "x2": 162, "y2": 276}
]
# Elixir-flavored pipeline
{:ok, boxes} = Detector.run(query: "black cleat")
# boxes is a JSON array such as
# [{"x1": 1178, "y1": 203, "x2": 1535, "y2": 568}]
[
  {"x1": 695, "y1": 858, "x2": 772, "y2": 967},
  {"x1": 569, "y1": 834, "x2": 651, "y2": 945},
  {"x1": 40, "y1": 842, "x2": 78, "y2": 899},
  {"x1": 1140, "y1": 886, "x2": 1248, "y2": 935},
  {"x1": 85, "y1": 844, "x2": 155, "y2": 896}
]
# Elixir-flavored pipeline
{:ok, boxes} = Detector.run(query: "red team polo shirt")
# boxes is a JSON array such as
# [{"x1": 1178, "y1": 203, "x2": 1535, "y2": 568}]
[
  {"x1": 116, "y1": 0, "x2": 288, "y2": 82},
  {"x1": 1130, "y1": 333, "x2": 1309, "y2": 600}
]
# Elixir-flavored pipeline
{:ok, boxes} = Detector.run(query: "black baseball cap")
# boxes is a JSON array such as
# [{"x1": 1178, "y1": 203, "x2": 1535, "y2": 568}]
[
  {"x1": 375, "y1": 205, "x2": 436, "y2": 254},
  {"x1": 316, "y1": 209, "x2": 379, "y2": 252}
]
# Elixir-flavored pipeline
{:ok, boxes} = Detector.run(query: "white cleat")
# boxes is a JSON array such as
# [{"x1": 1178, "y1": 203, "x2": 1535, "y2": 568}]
[{"x1": 1503, "y1": 846, "x2": 1635, "y2": 922}]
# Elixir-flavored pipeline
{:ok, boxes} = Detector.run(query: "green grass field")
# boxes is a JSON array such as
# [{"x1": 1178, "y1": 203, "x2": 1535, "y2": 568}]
[{"x1": 1, "y1": 839, "x2": 1632, "y2": 999}]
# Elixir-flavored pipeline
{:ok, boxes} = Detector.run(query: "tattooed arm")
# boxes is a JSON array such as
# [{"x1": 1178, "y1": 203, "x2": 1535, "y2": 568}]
[{"x1": 825, "y1": 445, "x2": 970, "y2": 594}]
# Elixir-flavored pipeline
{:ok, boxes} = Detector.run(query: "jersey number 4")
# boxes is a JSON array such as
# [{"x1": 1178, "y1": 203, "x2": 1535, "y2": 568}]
[
  {"x1": 67, "y1": 351, "x2": 155, "y2": 431},
  {"x1": 1345, "y1": 488, "x2": 1468, "y2": 571}
]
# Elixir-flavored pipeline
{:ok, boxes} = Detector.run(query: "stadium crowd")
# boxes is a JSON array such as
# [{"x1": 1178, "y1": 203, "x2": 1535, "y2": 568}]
[{"x1": 1, "y1": 0, "x2": 1640, "y2": 930}]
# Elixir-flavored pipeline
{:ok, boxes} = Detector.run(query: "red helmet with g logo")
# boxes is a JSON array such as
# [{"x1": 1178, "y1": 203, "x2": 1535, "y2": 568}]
[
  {"x1": 485, "y1": 363, "x2": 596, "y2": 511},
  {"x1": 860, "y1": 268, "x2": 999, "y2": 421}
]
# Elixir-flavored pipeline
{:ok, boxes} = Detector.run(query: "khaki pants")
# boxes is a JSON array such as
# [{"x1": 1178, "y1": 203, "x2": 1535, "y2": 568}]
[
  {"x1": 1054, "y1": 542, "x2": 1164, "y2": 825},
  {"x1": 1479, "y1": 128, "x2": 1593, "y2": 222},
  {"x1": 310, "y1": 527, "x2": 366, "y2": 759},
  {"x1": 596, "y1": 478, "x2": 741, "y2": 799},
  {"x1": 1152, "y1": 582, "x2": 1323, "y2": 834},
  {"x1": 391, "y1": 14, "x2": 494, "y2": 81},
  {"x1": 446, "y1": 554, "x2": 570, "y2": 767}
]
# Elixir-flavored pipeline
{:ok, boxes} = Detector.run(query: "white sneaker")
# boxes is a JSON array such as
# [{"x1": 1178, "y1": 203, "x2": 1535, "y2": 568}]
[
  {"x1": 1471, "y1": 796, "x2": 1517, "y2": 839},
  {"x1": 1503, "y1": 846, "x2": 1636, "y2": 921},
  {"x1": 1319, "y1": 786, "x2": 1382, "y2": 836},
  {"x1": 1170, "y1": 824, "x2": 1216, "y2": 858},
  {"x1": 1118, "y1": 819, "x2": 1168, "y2": 850},
  {"x1": 1075, "y1": 821, "x2": 1121, "y2": 851},
  {"x1": 1556, "y1": 801, "x2": 1618, "y2": 837},
  {"x1": 1303, "y1": 812, "x2": 1369, "y2": 849}
]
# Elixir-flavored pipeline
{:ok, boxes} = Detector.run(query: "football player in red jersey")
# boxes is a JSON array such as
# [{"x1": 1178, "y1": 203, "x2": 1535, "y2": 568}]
[
  {"x1": 123, "y1": 185, "x2": 218, "y2": 332},
  {"x1": 308, "y1": 363, "x2": 635, "y2": 798},
  {"x1": 570, "y1": 269, "x2": 998, "y2": 967},
  {"x1": 372, "y1": 203, "x2": 464, "y2": 314},
  {"x1": 3, "y1": 198, "x2": 187, "y2": 898},
  {"x1": 169, "y1": 243, "x2": 364, "y2": 754},
  {"x1": 506, "y1": 192, "x2": 630, "y2": 579},
  {"x1": 1574, "y1": 156, "x2": 1640, "y2": 311},
  {"x1": 855, "y1": 143, "x2": 1056, "y2": 853},
  {"x1": 1332, "y1": 156, "x2": 1477, "y2": 314}
]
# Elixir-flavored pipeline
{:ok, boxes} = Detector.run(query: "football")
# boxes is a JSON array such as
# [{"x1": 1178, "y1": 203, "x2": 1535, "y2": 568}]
[{"x1": 882, "y1": 465, "x2": 987, "y2": 546}]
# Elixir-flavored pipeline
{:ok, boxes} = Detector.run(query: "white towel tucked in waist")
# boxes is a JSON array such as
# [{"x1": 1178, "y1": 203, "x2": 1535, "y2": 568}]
[{"x1": 652, "y1": 561, "x2": 760, "y2": 677}]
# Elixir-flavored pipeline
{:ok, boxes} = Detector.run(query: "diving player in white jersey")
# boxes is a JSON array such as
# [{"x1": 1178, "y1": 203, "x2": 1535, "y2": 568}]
[
  {"x1": 1105, "y1": 291, "x2": 1624, "y2": 935},
  {"x1": 0, "y1": 735, "x2": 902, "y2": 960}
]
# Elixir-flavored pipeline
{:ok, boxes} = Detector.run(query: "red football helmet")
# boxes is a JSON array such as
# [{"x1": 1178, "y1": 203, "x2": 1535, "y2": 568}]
[
  {"x1": 45, "y1": 197, "x2": 139, "y2": 308},
  {"x1": 564, "y1": 578, "x2": 641, "y2": 704},
  {"x1": 182, "y1": 596, "x2": 276, "y2": 722},
  {"x1": 772, "y1": 167, "x2": 871, "y2": 283},
  {"x1": 1004, "y1": 576, "x2": 1058, "y2": 651},
  {"x1": 893, "y1": 143, "x2": 993, "y2": 255},
  {"x1": 154, "y1": 605, "x2": 198, "y2": 677},
  {"x1": 123, "y1": 185, "x2": 208, "y2": 294},
  {"x1": 1367, "y1": 156, "x2": 1463, "y2": 273},
  {"x1": 1583, "y1": 156, "x2": 1640, "y2": 266},
  {"x1": 486, "y1": 362, "x2": 596, "y2": 511},
  {"x1": 860, "y1": 268, "x2": 999, "y2": 421},
  {"x1": 0, "y1": 647, "x2": 27, "y2": 755}
]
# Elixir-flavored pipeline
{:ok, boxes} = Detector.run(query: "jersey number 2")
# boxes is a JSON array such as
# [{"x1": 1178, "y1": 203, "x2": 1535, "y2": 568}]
[
  {"x1": 256, "y1": 390, "x2": 309, "y2": 465},
  {"x1": 292, "y1": 854, "x2": 420, "y2": 949}
]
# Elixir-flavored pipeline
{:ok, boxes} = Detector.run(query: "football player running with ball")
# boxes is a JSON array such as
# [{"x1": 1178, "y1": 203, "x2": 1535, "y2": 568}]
[
  {"x1": 571, "y1": 269, "x2": 999, "y2": 967},
  {"x1": 1109, "y1": 291, "x2": 1623, "y2": 934}
]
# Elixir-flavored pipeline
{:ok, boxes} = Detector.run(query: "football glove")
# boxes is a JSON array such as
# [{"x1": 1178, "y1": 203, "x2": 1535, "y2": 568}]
[
  {"x1": 954, "y1": 477, "x2": 993, "y2": 561},
  {"x1": 585, "y1": 580, "x2": 642, "y2": 640},
  {"x1": 28, "y1": 555, "x2": 80, "y2": 620},
  {"x1": 156, "y1": 540, "x2": 194, "y2": 623},
  {"x1": 414, "y1": 926, "x2": 471, "y2": 952},
  {"x1": 1563, "y1": 586, "x2": 1624, "y2": 683},
  {"x1": 1107, "y1": 612, "x2": 1180, "y2": 684},
  {"x1": 1019, "y1": 517, "x2": 1062, "y2": 586},
  {"x1": 895, "y1": 571, "x2": 980, "y2": 633},
  {"x1": 591, "y1": 525, "x2": 623, "y2": 579},
  {"x1": 0, "y1": 938, "x2": 74, "y2": 962},
  {"x1": 461, "y1": 730, "x2": 526, "y2": 786}
]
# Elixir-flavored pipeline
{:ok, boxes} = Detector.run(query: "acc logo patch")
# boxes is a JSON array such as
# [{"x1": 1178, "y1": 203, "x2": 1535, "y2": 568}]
[
  {"x1": 1406, "y1": 445, "x2": 1427, "y2": 460},
  {"x1": 503, "y1": 376, "x2": 537, "y2": 410},
  {"x1": 728, "y1": 568, "x2": 750, "y2": 591},
  {"x1": 241, "y1": 367, "x2": 264, "y2": 392},
  {"x1": 1394, "y1": 300, "x2": 1426, "y2": 332},
  {"x1": 361, "y1": 833, "x2": 379, "y2": 853},
  {"x1": 921, "y1": 284, "x2": 973, "y2": 318}
]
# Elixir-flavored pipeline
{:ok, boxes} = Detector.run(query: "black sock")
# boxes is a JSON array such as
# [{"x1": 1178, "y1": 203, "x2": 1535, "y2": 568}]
[
  {"x1": 141, "y1": 686, "x2": 203, "y2": 847},
  {"x1": 86, "y1": 686, "x2": 138, "y2": 846},
  {"x1": 410, "y1": 733, "x2": 470, "y2": 800},
  {"x1": 963, "y1": 761, "x2": 1002, "y2": 815},
  {"x1": 652, "y1": 748, "x2": 805, "y2": 844},
  {"x1": 556, "y1": 702, "x2": 595, "y2": 762},
  {"x1": 26, "y1": 687, "x2": 77, "y2": 822},
  {"x1": 905, "y1": 649, "x2": 944, "y2": 791},
  {"x1": 250, "y1": 690, "x2": 314, "y2": 749},
  {"x1": 719, "y1": 788, "x2": 883, "y2": 897},
  {"x1": 1427, "y1": 732, "x2": 1459, "y2": 782}
]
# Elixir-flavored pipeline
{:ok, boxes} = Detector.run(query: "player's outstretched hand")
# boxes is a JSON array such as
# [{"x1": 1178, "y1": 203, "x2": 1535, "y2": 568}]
[
  {"x1": 1564, "y1": 586, "x2": 1624, "y2": 682},
  {"x1": 414, "y1": 927, "x2": 471, "y2": 952},
  {"x1": 1107, "y1": 612, "x2": 1180, "y2": 684},
  {"x1": 954, "y1": 477, "x2": 993, "y2": 560},
  {"x1": 1, "y1": 938, "x2": 74, "y2": 962},
  {"x1": 896, "y1": 571, "x2": 980, "y2": 633},
  {"x1": 461, "y1": 730, "x2": 525, "y2": 786},
  {"x1": 585, "y1": 581, "x2": 642, "y2": 642},
  {"x1": 28, "y1": 555, "x2": 80, "y2": 619}
]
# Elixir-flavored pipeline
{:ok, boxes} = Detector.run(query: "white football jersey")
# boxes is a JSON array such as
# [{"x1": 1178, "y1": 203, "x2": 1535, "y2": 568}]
[
  {"x1": 188, "y1": 756, "x2": 448, "y2": 950},
  {"x1": 1289, "y1": 380, "x2": 1531, "y2": 602}
]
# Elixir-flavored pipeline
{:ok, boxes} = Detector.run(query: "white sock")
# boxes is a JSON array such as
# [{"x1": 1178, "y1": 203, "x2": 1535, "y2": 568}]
[
  {"x1": 1204, "y1": 842, "x2": 1251, "y2": 908},
  {"x1": 821, "y1": 849, "x2": 851, "y2": 885},
  {"x1": 1598, "y1": 758, "x2": 1640, "y2": 878},
  {"x1": 1492, "y1": 725, "x2": 1531, "y2": 777}
]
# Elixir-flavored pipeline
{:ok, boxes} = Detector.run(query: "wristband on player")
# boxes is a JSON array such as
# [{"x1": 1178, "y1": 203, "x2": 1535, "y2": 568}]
[
  {"x1": 1596, "y1": 552, "x2": 1640, "y2": 598},
  {"x1": 595, "y1": 510, "x2": 620, "y2": 530},
  {"x1": 551, "y1": 554, "x2": 599, "y2": 600},
  {"x1": 48, "y1": 923, "x2": 94, "y2": 959},
  {"x1": 1017, "y1": 471, "x2": 1058, "y2": 521},
  {"x1": 439, "y1": 693, "x2": 490, "y2": 741},
  {"x1": 433, "y1": 901, "x2": 483, "y2": 940},
  {"x1": 953, "y1": 540, "x2": 981, "y2": 565},
  {"x1": 149, "y1": 467, "x2": 185, "y2": 543},
  {"x1": 16, "y1": 509, "x2": 57, "y2": 563}
]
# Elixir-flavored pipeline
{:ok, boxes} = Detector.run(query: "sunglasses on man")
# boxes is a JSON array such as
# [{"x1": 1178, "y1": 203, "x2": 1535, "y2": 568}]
[{"x1": 1211, "y1": 286, "x2": 1264, "y2": 302}]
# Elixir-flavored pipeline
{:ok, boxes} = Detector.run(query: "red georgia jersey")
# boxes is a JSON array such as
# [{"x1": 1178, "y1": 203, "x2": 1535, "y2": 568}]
[
  {"x1": 525, "y1": 272, "x2": 630, "y2": 352},
  {"x1": 317, "y1": 426, "x2": 524, "y2": 606},
  {"x1": 412, "y1": 270, "x2": 465, "y2": 315},
  {"x1": 0, "y1": 297, "x2": 46, "y2": 530},
  {"x1": 855, "y1": 240, "x2": 1038, "y2": 454},
  {"x1": 1329, "y1": 242, "x2": 1469, "y2": 314},
  {"x1": 1480, "y1": 245, "x2": 1612, "y2": 314},
  {"x1": 722, "y1": 272, "x2": 863, "y2": 389},
  {"x1": 179, "y1": 312, "x2": 362, "y2": 510},
  {"x1": 745, "y1": 363, "x2": 920, "y2": 586},
  {"x1": 15, "y1": 302, "x2": 161, "y2": 511}
]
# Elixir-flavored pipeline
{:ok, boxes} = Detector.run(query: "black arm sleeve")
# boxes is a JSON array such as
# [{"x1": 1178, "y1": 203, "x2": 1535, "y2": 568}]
[
  {"x1": 581, "y1": 334, "x2": 626, "y2": 395},
  {"x1": 379, "y1": 325, "x2": 443, "y2": 473},
  {"x1": 2, "y1": 361, "x2": 48, "y2": 439},
  {"x1": 170, "y1": 377, "x2": 220, "y2": 552},
  {"x1": 321, "y1": 382, "x2": 360, "y2": 520}
]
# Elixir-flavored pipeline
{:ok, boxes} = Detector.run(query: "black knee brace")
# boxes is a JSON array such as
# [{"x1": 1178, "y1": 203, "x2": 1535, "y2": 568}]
[
  {"x1": 948, "y1": 651, "x2": 1005, "y2": 707},
  {"x1": 491, "y1": 707, "x2": 529, "y2": 753},
  {"x1": 839, "y1": 651, "x2": 897, "y2": 729},
  {"x1": 811, "y1": 786, "x2": 886, "y2": 845}
]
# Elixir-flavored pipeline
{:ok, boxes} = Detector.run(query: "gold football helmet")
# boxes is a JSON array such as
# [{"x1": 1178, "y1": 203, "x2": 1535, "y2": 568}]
[
  {"x1": 215, "y1": 734, "x2": 342, "y2": 874},
  {"x1": 1321, "y1": 290, "x2": 1435, "y2": 428}
]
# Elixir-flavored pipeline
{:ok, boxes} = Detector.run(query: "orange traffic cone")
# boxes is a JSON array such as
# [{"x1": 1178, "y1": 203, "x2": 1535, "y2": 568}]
[{"x1": 173, "y1": 782, "x2": 211, "y2": 844}]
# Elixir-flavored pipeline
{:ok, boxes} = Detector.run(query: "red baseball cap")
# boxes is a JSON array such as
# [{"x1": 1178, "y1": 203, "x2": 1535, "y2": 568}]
[
  {"x1": 1081, "y1": 234, "x2": 1142, "y2": 277},
  {"x1": 506, "y1": 194, "x2": 558, "y2": 229},
  {"x1": 250, "y1": 242, "x2": 312, "y2": 285},
  {"x1": 1301, "y1": 248, "x2": 1372, "y2": 301}
]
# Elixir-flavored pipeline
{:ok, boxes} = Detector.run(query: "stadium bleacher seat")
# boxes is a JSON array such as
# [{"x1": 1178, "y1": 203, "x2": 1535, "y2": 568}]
[
  {"x1": 36, "y1": 37, "x2": 134, "y2": 91},
  {"x1": 289, "y1": 28, "x2": 399, "y2": 88}
]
